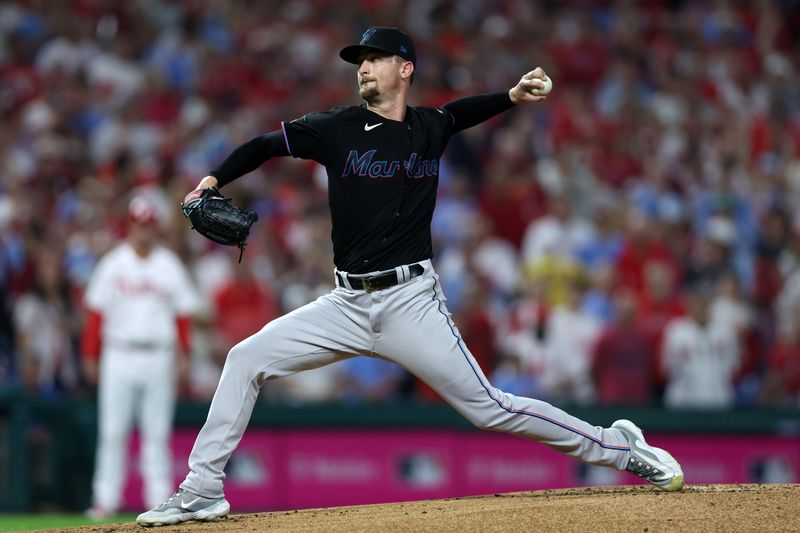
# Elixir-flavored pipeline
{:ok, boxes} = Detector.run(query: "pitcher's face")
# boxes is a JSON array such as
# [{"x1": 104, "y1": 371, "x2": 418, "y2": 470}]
[{"x1": 357, "y1": 52, "x2": 407, "y2": 102}]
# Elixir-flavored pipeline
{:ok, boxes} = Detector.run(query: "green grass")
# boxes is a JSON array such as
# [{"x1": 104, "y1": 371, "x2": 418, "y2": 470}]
[{"x1": 0, "y1": 514, "x2": 137, "y2": 532}]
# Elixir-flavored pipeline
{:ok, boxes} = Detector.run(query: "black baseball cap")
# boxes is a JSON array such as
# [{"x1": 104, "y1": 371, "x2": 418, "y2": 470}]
[{"x1": 339, "y1": 27, "x2": 416, "y2": 65}]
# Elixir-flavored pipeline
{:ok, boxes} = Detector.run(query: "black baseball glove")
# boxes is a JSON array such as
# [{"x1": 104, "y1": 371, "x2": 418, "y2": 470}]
[{"x1": 181, "y1": 187, "x2": 258, "y2": 262}]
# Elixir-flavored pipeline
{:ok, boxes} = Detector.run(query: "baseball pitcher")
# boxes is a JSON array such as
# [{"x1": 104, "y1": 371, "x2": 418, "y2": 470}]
[{"x1": 138, "y1": 27, "x2": 683, "y2": 527}]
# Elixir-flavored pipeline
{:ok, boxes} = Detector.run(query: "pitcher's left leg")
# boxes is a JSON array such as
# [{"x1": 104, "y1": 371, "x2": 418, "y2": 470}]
[{"x1": 377, "y1": 274, "x2": 630, "y2": 469}]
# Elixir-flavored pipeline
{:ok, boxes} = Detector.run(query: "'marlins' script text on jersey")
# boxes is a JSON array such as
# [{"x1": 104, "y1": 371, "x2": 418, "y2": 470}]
[
  {"x1": 207, "y1": 90, "x2": 516, "y2": 273},
  {"x1": 282, "y1": 104, "x2": 453, "y2": 273},
  {"x1": 342, "y1": 150, "x2": 439, "y2": 179}
]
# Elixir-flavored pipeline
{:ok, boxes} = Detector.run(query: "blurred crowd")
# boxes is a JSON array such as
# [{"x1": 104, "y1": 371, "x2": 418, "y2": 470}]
[{"x1": 1, "y1": 0, "x2": 800, "y2": 409}]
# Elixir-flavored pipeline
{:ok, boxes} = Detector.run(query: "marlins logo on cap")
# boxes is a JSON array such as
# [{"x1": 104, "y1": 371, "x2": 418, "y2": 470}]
[
  {"x1": 361, "y1": 28, "x2": 377, "y2": 42},
  {"x1": 339, "y1": 26, "x2": 416, "y2": 65}
]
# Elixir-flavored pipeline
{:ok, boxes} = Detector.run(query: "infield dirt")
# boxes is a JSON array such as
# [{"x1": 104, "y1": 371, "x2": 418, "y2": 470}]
[{"x1": 46, "y1": 484, "x2": 800, "y2": 533}]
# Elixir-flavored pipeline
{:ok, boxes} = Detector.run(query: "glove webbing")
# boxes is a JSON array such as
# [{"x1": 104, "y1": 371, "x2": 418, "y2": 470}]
[{"x1": 183, "y1": 193, "x2": 255, "y2": 263}]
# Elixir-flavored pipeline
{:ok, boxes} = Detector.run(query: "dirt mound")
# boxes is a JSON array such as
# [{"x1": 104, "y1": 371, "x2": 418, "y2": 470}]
[{"x1": 60, "y1": 484, "x2": 800, "y2": 533}]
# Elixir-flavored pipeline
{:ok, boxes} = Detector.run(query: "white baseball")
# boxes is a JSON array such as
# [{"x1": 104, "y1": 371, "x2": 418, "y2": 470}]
[{"x1": 530, "y1": 75, "x2": 553, "y2": 96}]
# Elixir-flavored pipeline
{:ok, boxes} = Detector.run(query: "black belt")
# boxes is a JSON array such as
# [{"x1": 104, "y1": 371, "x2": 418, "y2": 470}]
[{"x1": 336, "y1": 263, "x2": 424, "y2": 292}]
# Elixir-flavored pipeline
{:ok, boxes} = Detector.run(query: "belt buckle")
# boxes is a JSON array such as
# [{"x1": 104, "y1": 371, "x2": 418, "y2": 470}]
[{"x1": 362, "y1": 276, "x2": 377, "y2": 292}]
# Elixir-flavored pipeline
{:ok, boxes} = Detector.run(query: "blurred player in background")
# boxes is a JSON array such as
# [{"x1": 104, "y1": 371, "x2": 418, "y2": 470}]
[{"x1": 82, "y1": 196, "x2": 200, "y2": 518}]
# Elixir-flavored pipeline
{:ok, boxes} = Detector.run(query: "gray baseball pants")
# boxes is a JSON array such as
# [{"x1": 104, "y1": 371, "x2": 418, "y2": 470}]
[{"x1": 181, "y1": 260, "x2": 631, "y2": 498}]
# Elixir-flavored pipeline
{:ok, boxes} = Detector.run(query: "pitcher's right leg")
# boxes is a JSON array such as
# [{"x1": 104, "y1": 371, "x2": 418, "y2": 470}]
[{"x1": 180, "y1": 291, "x2": 372, "y2": 499}]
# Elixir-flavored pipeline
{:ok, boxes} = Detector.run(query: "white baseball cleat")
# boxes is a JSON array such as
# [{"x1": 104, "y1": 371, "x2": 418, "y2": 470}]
[
  {"x1": 612, "y1": 419, "x2": 685, "y2": 492},
  {"x1": 136, "y1": 488, "x2": 230, "y2": 527}
]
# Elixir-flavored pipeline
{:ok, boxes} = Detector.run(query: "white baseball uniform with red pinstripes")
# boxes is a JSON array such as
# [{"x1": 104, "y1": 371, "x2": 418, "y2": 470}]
[{"x1": 85, "y1": 241, "x2": 199, "y2": 512}]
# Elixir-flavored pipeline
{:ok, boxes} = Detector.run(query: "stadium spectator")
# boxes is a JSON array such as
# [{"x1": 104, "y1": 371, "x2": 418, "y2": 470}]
[
  {"x1": 684, "y1": 215, "x2": 738, "y2": 290},
  {"x1": 12, "y1": 246, "x2": 80, "y2": 396},
  {"x1": 436, "y1": 213, "x2": 519, "y2": 311},
  {"x1": 615, "y1": 208, "x2": 681, "y2": 296},
  {"x1": 211, "y1": 259, "x2": 280, "y2": 350},
  {"x1": 753, "y1": 207, "x2": 793, "y2": 311},
  {"x1": 661, "y1": 283, "x2": 741, "y2": 409},
  {"x1": 710, "y1": 272, "x2": 758, "y2": 402},
  {"x1": 592, "y1": 288, "x2": 659, "y2": 406},
  {"x1": 776, "y1": 266, "x2": 800, "y2": 335},
  {"x1": 759, "y1": 313, "x2": 800, "y2": 407},
  {"x1": 580, "y1": 262, "x2": 616, "y2": 325},
  {"x1": 541, "y1": 281, "x2": 600, "y2": 404},
  {"x1": 478, "y1": 161, "x2": 546, "y2": 249},
  {"x1": 465, "y1": 214, "x2": 521, "y2": 301},
  {"x1": 521, "y1": 192, "x2": 593, "y2": 267},
  {"x1": 637, "y1": 260, "x2": 685, "y2": 343},
  {"x1": 575, "y1": 193, "x2": 623, "y2": 271}
]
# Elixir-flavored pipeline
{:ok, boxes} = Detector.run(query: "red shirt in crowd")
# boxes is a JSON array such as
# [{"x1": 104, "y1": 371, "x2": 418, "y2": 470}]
[
  {"x1": 616, "y1": 242, "x2": 680, "y2": 295},
  {"x1": 592, "y1": 324, "x2": 659, "y2": 405},
  {"x1": 637, "y1": 292, "x2": 685, "y2": 339},
  {"x1": 213, "y1": 279, "x2": 279, "y2": 346},
  {"x1": 766, "y1": 341, "x2": 800, "y2": 398}
]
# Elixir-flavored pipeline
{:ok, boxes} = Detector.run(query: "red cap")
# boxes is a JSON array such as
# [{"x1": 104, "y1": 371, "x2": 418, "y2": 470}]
[{"x1": 128, "y1": 196, "x2": 159, "y2": 225}]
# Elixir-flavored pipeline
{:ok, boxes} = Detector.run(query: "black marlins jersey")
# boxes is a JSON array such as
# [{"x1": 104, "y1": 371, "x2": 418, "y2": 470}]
[{"x1": 282, "y1": 105, "x2": 455, "y2": 274}]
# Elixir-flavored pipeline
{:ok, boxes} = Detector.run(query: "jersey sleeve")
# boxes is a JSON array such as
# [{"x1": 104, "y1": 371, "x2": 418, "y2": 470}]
[
  {"x1": 441, "y1": 91, "x2": 514, "y2": 133},
  {"x1": 210, "y1": 131, "x2": 289, "y2": 187},
  {"x1": 436, "y1": 106, "x2": 457, "y2": 136},
  {"x1": 84, "y1": 255, "x2": 114, "y2": 311},
  {"x1": 169, "y1": 256, "x2": 201, "y2": 316},
  {"x1": 281, "y1": 111, "x2": 337, "y2": 164},
  {"x1": 416, "y1": 107, "x2": 455, "y2": 152}
]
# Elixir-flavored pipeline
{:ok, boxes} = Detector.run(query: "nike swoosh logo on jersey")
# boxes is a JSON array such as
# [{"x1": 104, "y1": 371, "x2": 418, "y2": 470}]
[
  {"x1": 181, "y1": 497, "x2": 201, "y2": 509},
  {"x1": 364, "y1": 122, "x2": 383, "y2": 131}
]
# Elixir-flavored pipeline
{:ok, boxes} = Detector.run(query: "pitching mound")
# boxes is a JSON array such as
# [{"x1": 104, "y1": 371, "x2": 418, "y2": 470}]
[{"x1": 65, "y1": 484, "x2": 798, "y2": 532}]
